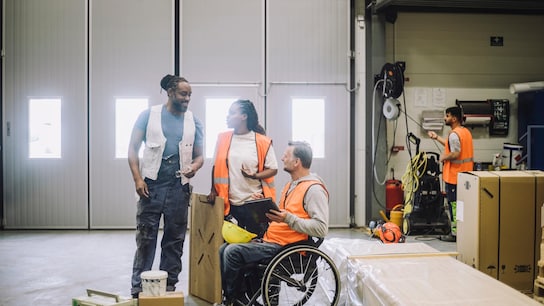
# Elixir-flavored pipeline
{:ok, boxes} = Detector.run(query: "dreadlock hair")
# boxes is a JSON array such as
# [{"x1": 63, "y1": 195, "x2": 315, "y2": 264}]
[
  {"x1": 160, "y1": 74, "x2": 189, "y2": 92},
  {"x1": 234, "y1": 99, "x2": 266, "y2": 135}
]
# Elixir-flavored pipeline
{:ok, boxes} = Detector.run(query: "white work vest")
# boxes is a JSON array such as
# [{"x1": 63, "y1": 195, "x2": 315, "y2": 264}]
[{"x1": 140, "y1": 104, "x2": 195, "y2": 185}]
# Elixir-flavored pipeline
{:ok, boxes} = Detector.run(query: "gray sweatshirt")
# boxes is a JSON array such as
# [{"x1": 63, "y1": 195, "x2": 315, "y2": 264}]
[{"x1": 283, "y1": 173, "x2": 329, "y2": 238}]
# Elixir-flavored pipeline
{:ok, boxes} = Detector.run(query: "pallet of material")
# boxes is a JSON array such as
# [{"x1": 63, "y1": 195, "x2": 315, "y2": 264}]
[{"x1": 321, "y1": 238, "x2": 540, "y2": 305}]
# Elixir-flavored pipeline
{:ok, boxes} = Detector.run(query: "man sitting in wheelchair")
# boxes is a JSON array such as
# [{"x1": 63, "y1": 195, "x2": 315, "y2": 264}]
[{"x1": 216, "y1": 141, "x2": 330, "y2": 306}]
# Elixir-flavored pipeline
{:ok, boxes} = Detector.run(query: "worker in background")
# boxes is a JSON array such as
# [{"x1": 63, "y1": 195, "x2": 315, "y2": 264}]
[
  {"x1": 427, "y1": 106, "x2": 473, "y2": 242},
  {"x1": 127, "y1": 74, "x2": 204, "y2": 298}
]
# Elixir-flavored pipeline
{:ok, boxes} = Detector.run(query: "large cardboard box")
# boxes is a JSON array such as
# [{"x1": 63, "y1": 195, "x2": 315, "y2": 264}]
[
  {"x1": 457, "y1": 171, "x2": 536, "y2": 292},
  {"x1": 524, "y1": 170, "x2": 544, "y2": 280},
  {"x1": 457, "y1": 171, "x2": 499, "y2": 278},
  {"x1": 138, "y1": 292, "x2": 184, "y2": 306},
  {"x1": 189, "y1": 194, "x2": 223, "y2": 304}
]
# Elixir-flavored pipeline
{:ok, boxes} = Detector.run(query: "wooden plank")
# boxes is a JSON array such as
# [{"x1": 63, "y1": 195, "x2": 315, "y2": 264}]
[{"x1": 189, "y1": 194, "x2": 224, "y2": 304}]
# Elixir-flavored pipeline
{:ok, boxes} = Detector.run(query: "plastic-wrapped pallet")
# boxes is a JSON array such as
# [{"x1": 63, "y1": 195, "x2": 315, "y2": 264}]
[{"x1": 320, "y1": 238, "x2": 540, "y2": 305}]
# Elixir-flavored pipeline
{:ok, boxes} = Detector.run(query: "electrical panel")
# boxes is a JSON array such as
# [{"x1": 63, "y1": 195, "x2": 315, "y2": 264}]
[
  {"x1": 456, "y1": 99, "x2": 510, "y2": 136},
  {"x1": 489, "y1": 99, "x2": 509, "y2": 136}
]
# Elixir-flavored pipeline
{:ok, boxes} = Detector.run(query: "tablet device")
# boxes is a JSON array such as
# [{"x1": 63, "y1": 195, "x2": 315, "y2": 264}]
[{"x1": 242, "y1": 197, "x2": 280, "y2": 224}]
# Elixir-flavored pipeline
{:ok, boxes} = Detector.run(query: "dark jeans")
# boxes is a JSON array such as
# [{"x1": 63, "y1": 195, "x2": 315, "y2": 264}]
[
  {"x1": 445, "y1": 183, "x2": 456, "y2": 221},
  {"x1": 219, "y1": 241, "x2": 282, "y2": 300},
  {"x1": 131, "y1": 158, "x2": 191, "y2": 295}
]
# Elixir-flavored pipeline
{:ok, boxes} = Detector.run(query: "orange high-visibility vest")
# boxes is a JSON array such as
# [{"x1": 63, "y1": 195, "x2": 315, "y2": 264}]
[
  {"x1": 264, "y1": 180, "x2": 328, "y2": 246},
  {"x1": 443, "y1": 126, "x2": 474, "y2": 185},
  {"x1": 213, "y1": 131, "x2": 276, "y2": 216}
]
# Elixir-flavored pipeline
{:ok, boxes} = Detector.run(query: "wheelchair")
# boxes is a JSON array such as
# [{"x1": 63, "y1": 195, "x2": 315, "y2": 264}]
[{"x1": 234, "y1": 238, "x2": 341, "y2": 306}]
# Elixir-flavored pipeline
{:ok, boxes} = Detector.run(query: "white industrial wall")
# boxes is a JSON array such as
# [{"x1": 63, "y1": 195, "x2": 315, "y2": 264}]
[
  {"x1": 181, "y1": 0, "x2": 351, "y2": 227},
  {"x1": 370, "y1": 12, "x2": 544, "y2": 219},
  {"x1": 2, "y1": 0, "x2": 352, "y2": 228},
  {"x1": 266, "y1": 0, "x2": 351, "y2": 227},
  {"x1": 3, "y1": 0, "x2": 89, "y2": 228},
  {"x1": 7, "y1": 2, "x2": 542, "y2": 228},
  {"x1": 89, "y1": 0, "x2": 174, "y2": 228}
]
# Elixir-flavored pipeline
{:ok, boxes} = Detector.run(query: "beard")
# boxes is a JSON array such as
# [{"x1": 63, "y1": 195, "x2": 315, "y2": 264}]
[{"x1": 172, "y1": 99, "x2": 188, "y2": 112}]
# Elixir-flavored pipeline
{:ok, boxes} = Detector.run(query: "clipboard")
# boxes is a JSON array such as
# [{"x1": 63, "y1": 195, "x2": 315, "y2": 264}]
[{"x1": 242, "y1": 197, "x2": 280, "y2": 224}]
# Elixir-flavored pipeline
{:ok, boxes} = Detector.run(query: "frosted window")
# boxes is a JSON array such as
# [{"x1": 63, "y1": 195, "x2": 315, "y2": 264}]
[
  {"x1": 292, "y1": 98, "x2": 325, "y2": 158},
  {"x1": 115, "y1": 98, "x2": 148, "y2": 158},
  {"x1": 29, "y1": 98, "x2": 62, "y2": 158},
  {"x1": 205, "y1": 98, "x2": 237, "y2": 158}
]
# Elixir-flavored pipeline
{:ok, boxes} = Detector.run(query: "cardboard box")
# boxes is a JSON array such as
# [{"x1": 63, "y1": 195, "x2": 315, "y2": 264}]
[
  {"x1": 138, "y1": 292, "x2": 184, "y2": 306},
  {"x1": 457, "y1": 171, "x2": 500, "y2": 278},
  {"x1": 188, "y1": 194, "x2": 223, "y2": 304},
  {"x1": 72, "y1": 289, "x2": 135, "y2": 306},
  {"x1": 457, "y1": 171, "x2": 536, "y2": 292},
  {"x1": 525, "y1": 170, "x2": 544, "y2": 280}
]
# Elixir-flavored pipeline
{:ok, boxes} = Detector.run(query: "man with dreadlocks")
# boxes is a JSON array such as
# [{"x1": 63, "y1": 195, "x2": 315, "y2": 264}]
[
  {"x1": 128, "y1": 74, "x2": 204, "y2": 297},
  {"x1": 208, "y1": 99, "x2": 278, "y2": 238}
]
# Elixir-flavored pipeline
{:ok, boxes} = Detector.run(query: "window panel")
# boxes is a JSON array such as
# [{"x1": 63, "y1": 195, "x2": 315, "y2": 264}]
[
  {"x1": 205, "y1": 98, "x2": 238, "y2": 158},
  {"x1": 292, "y1": 98, "x2": 325, "y2": 158},
  {"x1": 115, "y1": 98, "x2": 148, "y2": 158},
  {"x1": 29, "y1": 98, "x2": 62, "y2": 158}
]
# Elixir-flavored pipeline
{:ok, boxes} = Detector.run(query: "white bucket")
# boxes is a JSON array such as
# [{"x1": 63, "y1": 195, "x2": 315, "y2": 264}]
[
  {"x1": 502, "y1": 143, "x2": 523, "y2": 169},
  {"x1": 141, "y1": 270, "x2": 167, "y2": 297}
]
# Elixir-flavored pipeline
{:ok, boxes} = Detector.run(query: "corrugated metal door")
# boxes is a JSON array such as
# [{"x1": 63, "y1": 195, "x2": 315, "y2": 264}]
[
  {"x1": 89, "y1": 0, "x2": 174, "y2": 228},
  {"x1": 180, "y1": 0, "x2": 265, "y2": 195},
  {"x1": 266, "y1": 0, "x2": 350, "y2": 227},
  {"x1": 3, "y1": 0, "x2": 88, "y2": 228},
  {"x1": 180, "y1": 0, "x2": 350, "y2": 226}
]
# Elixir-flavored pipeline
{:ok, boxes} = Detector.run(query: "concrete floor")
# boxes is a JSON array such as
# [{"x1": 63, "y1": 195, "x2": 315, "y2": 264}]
[{"x1": 0, "y1": 228, "x2": 456, "y2": 306}]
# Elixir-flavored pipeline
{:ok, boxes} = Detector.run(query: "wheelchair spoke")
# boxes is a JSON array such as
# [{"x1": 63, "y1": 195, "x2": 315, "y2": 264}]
[
  {"x1": 260, "y1": 246, "x2": 341, "y2": 306},
  {"x1": 270, "y1": 270, "x2": 304, "y2": 288}
]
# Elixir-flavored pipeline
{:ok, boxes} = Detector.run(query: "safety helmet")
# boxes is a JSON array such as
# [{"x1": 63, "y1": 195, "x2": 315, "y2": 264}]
[
  {"x1": 221, "y1": 221, "x2": 257, "y2": 243},
  {"x1": 374, "y1": 222, "x2": 405, "y2": 244}
]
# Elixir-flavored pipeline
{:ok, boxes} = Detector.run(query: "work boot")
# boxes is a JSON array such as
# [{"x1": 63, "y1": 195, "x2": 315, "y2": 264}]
[{"x1": 213, "y1": 296, "x2": 234, "y2": 306}]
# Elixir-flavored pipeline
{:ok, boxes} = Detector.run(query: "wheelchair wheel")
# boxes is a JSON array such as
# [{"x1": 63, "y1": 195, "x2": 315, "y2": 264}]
[{"x1": 260, "y1": 245, "x2": 340, "y2": 306}]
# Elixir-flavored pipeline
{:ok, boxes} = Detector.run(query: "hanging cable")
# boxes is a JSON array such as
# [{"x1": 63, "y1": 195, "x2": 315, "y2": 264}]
[
  {"x1": 372, "y1": 79, "x2": 387, "y2": 186},
  {"x1": 401, "y1": 151, "x2": 428, "y2": 216},
  {"x1": 398, "y1": 108, "x2": 443, "y2": 153}
]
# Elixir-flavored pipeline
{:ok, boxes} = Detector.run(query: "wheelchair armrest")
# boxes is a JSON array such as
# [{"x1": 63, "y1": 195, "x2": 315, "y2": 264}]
[{"x1": 279, "y1": 236, "x2": 324, "y2": 251}]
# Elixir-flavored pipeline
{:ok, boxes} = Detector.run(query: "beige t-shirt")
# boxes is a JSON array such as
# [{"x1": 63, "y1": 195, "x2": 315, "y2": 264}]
[{"x1": 226, "y1": 131, "x2": 278, "y2": 206}]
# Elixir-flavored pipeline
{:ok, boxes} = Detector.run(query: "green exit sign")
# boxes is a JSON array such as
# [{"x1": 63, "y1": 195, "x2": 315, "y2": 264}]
[{"x1": 490, "y1": 36, "x2": 504, "y2": 47}]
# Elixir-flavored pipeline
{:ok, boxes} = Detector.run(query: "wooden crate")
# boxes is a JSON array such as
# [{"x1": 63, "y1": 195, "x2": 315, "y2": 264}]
[{"x1": 189, "y1": 194, "x2": 224, "y2": 304}]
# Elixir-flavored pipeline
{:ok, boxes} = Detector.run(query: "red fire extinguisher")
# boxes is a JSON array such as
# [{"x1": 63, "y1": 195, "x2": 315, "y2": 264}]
[{"x1": 385, "y1": 169, "x2": 403, "y2": 213}]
